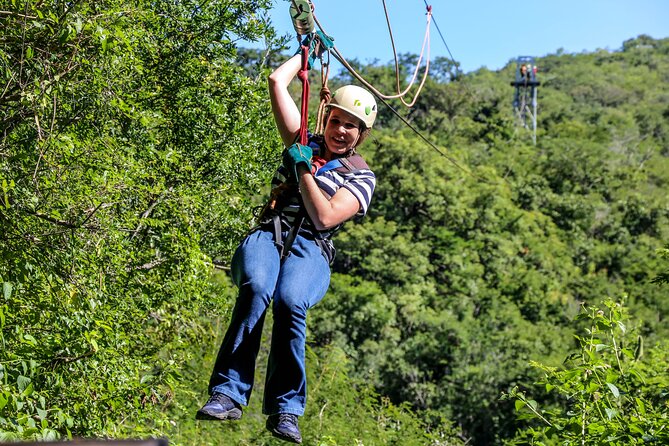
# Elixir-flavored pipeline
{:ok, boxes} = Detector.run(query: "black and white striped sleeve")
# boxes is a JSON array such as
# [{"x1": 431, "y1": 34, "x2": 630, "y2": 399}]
[{"x1": 342, "y1": 169, "x2": 376, "y2": 216}]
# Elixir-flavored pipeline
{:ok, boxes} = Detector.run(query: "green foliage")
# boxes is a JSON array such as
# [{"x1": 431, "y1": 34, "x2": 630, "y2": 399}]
[
  {"x1": 1, "y1": 0, "x2": 279, "y2": 441},
  {"x1": 504, "y1": 300, "x2": 669, "y2": 445},
  {"x1": 316, "y1": 36, "x2": 669, "y2": 445},
  {"x1": 652, "y1": 244, "x2": 669, "y2": 285},
  {"x1": 1, "y1": 2, "x2": 668, "y2": 443}
]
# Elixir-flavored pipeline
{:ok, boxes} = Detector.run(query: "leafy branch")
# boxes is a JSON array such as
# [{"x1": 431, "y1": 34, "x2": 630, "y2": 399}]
[{"x1": 503, "y1": 300, "x2": 669, "y2": 444}]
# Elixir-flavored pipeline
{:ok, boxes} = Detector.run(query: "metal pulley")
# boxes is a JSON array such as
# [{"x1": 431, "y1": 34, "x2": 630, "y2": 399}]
[{"x1": 289, "y1": 0, "x2": 315, "y2": 35}]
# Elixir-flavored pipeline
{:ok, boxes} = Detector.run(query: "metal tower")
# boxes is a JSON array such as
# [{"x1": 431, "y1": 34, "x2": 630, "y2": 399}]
[{"x1": 511, "y1": 56, "x2": 540, "y2": 144}]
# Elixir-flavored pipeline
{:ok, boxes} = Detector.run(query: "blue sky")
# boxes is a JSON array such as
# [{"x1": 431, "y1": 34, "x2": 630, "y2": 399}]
[{"x1": 253, "y1": 0, "x2": 669, "y2": 74}]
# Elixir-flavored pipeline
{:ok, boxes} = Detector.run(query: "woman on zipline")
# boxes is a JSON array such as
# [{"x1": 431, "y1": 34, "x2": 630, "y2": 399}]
[{"x1": 196, "y1": 49, "x2": 377, "y2": 444}]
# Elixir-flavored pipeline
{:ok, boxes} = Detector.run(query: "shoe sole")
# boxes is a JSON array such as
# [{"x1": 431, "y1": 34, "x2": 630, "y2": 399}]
[
  {"x1": 266, "y1": 422, "x2": 302, "y2": 444},
  {"x1": 268, "y1": 429, "x2": 302, "y2": 444},
  {"x1": 195, "y1": 407, "x2": 242, "y2": 421}
]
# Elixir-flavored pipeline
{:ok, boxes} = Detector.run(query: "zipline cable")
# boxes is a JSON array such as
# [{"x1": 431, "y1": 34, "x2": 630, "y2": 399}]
[
  {"x1": 374, "y1": 94, "x2": 483, "y2": 181},
  {"x1": 421, "y1": 0, "x2": 458, "y2": 74},
  {"x1": 418, "y1": 0, "x2": 478, "y2": 102}
]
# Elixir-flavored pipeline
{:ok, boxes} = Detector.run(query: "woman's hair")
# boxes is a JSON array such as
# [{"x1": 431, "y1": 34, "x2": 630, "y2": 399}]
[{"x1": 356, "y1": 126, "x2": 372, "y2": 147}]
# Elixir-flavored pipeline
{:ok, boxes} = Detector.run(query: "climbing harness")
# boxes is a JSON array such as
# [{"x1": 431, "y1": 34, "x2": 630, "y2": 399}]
[{"x1": 257, "y1": 152, "x2": 370, "y2": 264}]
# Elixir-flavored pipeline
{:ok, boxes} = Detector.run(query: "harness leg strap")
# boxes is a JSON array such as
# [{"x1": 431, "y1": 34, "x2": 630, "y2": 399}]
[
  {"x1": 281, "y1": 216, "x2": 304, "y2": 261},
  {"x1": 271, "y1": 215, "x2": 284, "y2": 256}
]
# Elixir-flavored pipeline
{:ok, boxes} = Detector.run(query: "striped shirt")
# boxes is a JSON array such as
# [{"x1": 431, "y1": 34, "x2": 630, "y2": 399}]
[{"x1": 269, "y1": 134, "x2": 376, "y2": 241}]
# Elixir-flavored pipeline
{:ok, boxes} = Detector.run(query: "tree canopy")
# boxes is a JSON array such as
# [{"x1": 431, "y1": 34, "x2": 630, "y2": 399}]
[{"x1": 1, "y1": 2, "x2": 668, "y2": 444}]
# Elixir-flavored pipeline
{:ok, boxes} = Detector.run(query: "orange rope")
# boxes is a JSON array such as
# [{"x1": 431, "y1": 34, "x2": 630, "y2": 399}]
[{"x1": 315, "y1": 51, "x2": 331, "y2": 134}]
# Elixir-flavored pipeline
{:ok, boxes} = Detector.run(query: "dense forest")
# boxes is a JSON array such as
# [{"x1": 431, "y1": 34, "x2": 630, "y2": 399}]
[{"x1": 1, "y1": 1, "x2": 668, "y2": 445}]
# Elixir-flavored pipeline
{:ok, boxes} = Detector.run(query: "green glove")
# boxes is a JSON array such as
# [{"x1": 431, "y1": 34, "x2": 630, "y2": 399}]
[
  {"x1": 283, "y1": 143, "x2": 313, "y2": 181},
  {"x1": 295, "y1": 31, "x2": 335, "y2": 70}
]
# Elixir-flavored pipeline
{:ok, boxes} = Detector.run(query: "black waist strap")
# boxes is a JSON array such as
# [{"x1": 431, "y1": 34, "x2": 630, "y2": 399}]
[{"x1": 262, "y1": 214, "x2": 334, "y2": 265}]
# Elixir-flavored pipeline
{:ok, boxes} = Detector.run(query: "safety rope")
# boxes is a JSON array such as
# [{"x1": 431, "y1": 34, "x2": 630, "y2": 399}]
[
  {"x1": 290, "y1": 0, "x2": 333, "y2": 141},
  {"x1": 421, "y1": 0, "x2": 458, "y2": 76},
  {"x1": 384, "y1": 1, "x2": 432, "y2": 107},
  {"x1": 314, "y1": 51, "x2": 331, "y2": 135},
  {"x1": 295, "y1": 0, "x2": 431, "y2": 130},
  {"x1": 297, "y1": 44, "x2": 311, "y2": 145},
  {"x1": 312, "y1": 2, "x2": 432, "y2": 105}
]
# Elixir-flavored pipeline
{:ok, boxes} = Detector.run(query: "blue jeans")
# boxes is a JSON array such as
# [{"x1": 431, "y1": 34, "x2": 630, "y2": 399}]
[{"x1": 208, "y1": 229, "x2": 331, "y2": 416}]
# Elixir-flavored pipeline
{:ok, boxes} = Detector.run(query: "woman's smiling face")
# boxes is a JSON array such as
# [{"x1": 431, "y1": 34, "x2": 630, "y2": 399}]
[{"x1": 323, "y1": 108, "x2": 362, "y2": 155}]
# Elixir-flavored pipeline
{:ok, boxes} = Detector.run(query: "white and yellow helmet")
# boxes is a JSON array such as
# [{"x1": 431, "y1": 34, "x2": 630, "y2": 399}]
[{"x1": 329, "y1": 85, "x2": 377, "y2": 129}]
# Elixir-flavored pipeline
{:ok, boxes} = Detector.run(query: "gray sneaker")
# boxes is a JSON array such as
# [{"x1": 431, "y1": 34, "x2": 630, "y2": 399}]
[
  {"x1": 266, "y1": 413, "x2": 302, "y2": 443},
  {"x1": 195, "y1": 393, "x2": 242, "y2": 420}
]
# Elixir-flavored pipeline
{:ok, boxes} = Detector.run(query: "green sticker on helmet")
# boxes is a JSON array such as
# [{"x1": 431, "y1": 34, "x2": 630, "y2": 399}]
[{"x1": 365, "y1": 106, "x2": 371, "y2": 115}]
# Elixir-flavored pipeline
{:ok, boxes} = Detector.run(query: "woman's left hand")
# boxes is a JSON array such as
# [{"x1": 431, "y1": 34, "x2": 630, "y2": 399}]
[{"x1": 283, "y1": 144, "x2": 313, "y2": 181}]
